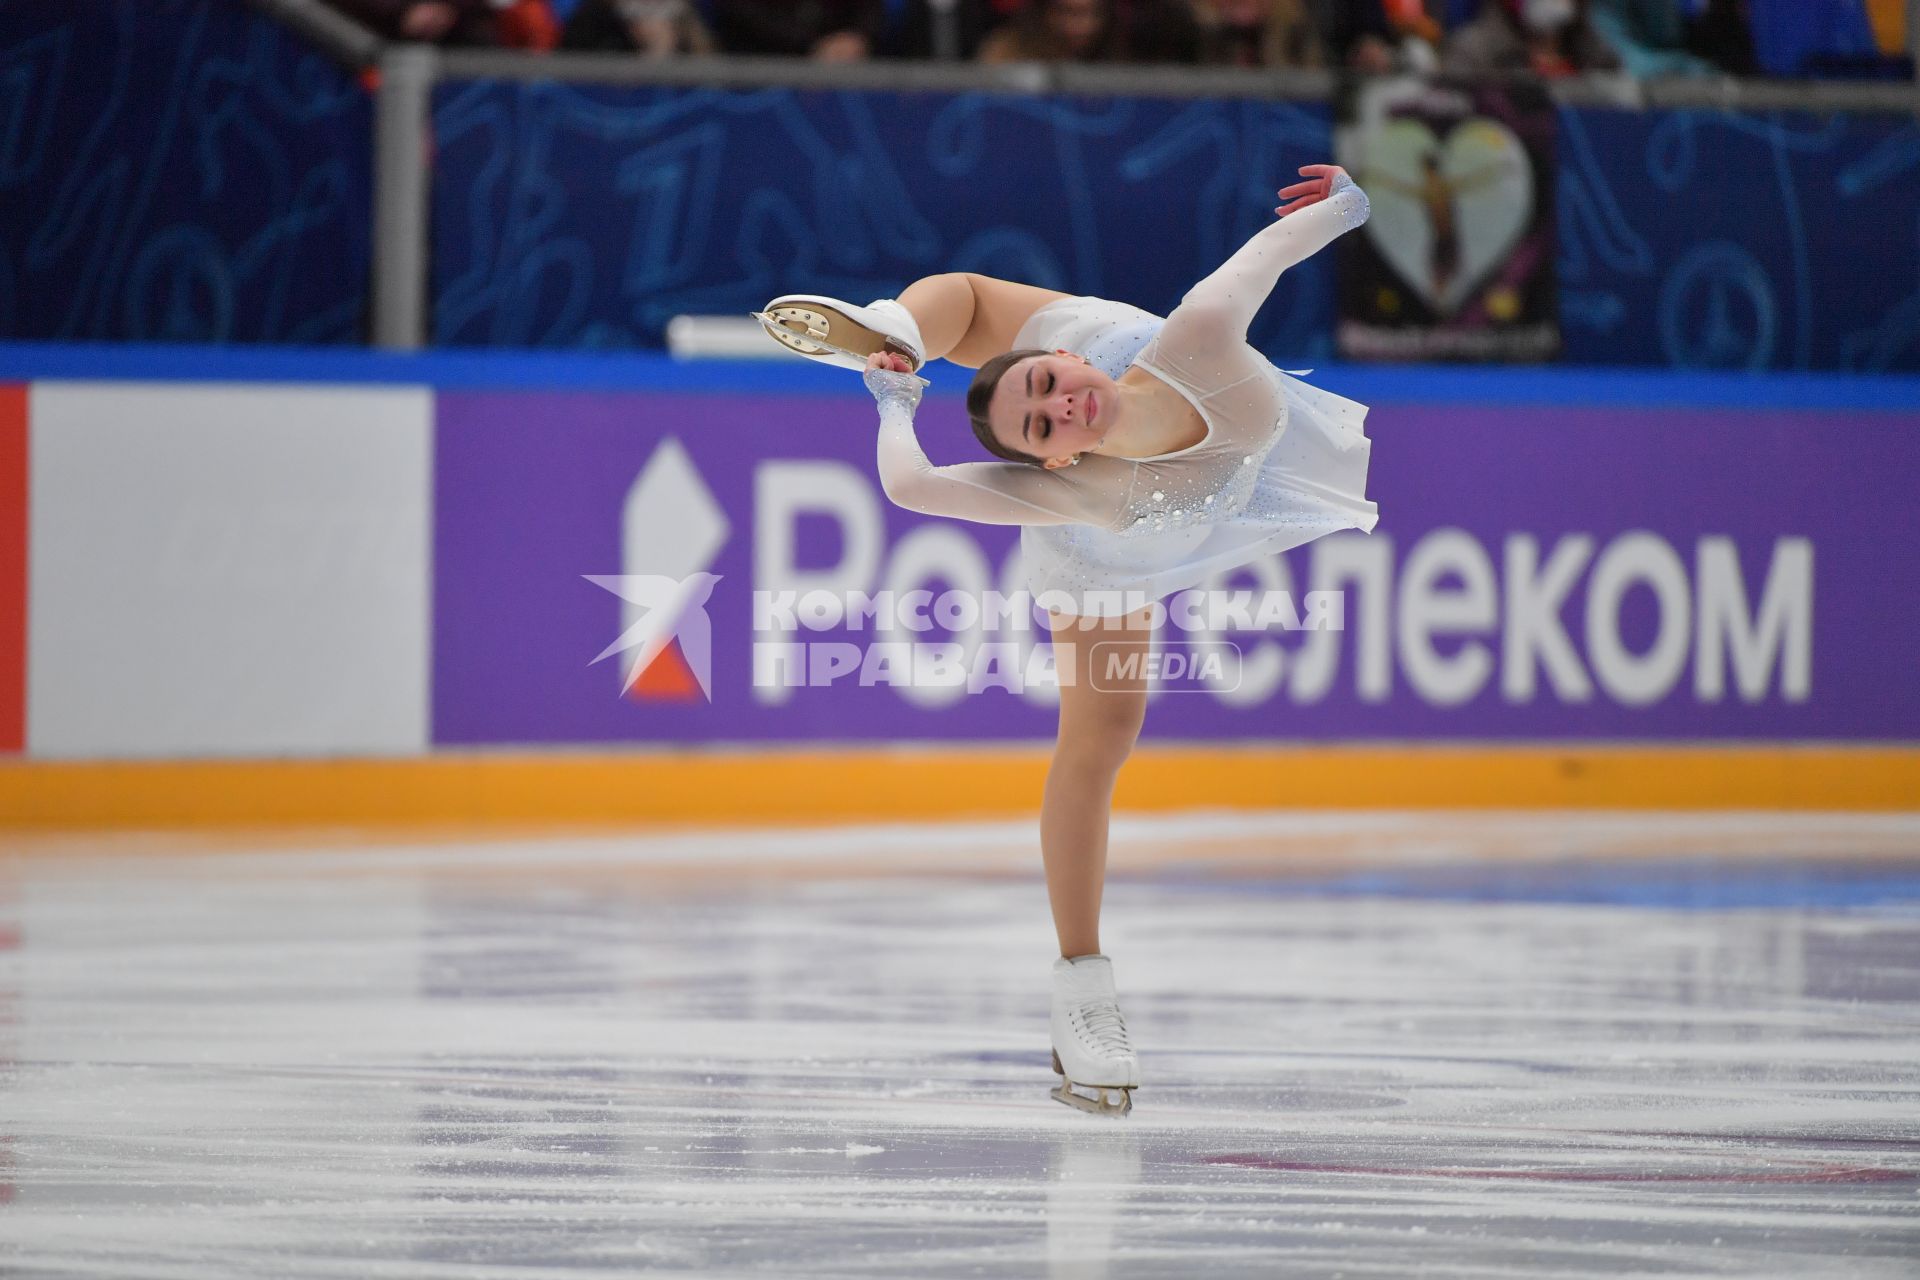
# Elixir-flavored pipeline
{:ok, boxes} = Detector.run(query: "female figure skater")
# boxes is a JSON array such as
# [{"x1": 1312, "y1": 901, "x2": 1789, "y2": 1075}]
[{"x1": 755, "y1": 165, "x2": 1377, "y2": 1115}]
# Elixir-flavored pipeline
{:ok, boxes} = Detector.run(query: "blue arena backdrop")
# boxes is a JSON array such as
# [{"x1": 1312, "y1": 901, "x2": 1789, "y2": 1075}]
[
  {"x1": 0, "y1": 2, "x2": 1916, "y2": 372},
  {"x1": 425, "y1": 80, "x2": 1920, "y2": 373},
  {"x1": 0, "y1": 0, "x2": 373, "y2": 346}
]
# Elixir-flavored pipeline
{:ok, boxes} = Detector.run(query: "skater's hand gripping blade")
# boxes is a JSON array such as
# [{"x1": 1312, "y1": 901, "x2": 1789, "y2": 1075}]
[{"x1": 751, "y1": 310, "x2": 928, "y2": 386}]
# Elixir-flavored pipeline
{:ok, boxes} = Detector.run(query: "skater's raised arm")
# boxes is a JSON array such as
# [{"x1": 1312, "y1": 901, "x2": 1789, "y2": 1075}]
[
  {"x1": 1170, "y1": 166, "x2": 1370, "y2": 345},
  {"x1": 868, "y1": 369, "x2": 1129, "y2": 528},
  {"x1": 1130, "y1": 166, "x2": 1368, "y2": 435}
]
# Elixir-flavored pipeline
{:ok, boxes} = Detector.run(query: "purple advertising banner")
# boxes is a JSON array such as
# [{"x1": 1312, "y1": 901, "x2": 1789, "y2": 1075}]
[{"x1": 433, "y1": 377, "x2": 1920, "y2": 744}]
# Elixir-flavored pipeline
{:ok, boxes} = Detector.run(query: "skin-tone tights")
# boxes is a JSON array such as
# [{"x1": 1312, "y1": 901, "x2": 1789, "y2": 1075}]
[{"x1": 892, "y1": 273, "x2": 1156, "y2": 959}]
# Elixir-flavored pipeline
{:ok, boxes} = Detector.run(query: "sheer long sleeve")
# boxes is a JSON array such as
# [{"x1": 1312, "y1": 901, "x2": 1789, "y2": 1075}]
[
  {"x1": 1175, "y1": 173, "x2": 1369, "y2": 342},
  {"x1": 1129, "y1": 175, "x2": 1369, "y2": 450},
  {"x1": 868, "y1": 370, "x2": 1133, "y2": 528}
]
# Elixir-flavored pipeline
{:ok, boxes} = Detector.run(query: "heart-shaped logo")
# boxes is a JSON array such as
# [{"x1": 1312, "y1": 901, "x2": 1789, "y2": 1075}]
[{"x1": 1360, "y1": 117, "x2": 1533, "y2": 317}]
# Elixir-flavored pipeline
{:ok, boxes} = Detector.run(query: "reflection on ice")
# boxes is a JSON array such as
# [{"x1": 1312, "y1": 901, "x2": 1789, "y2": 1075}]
[{"x1": 1049, "y1": 1130, "x2": 1140, "y2": 1280}]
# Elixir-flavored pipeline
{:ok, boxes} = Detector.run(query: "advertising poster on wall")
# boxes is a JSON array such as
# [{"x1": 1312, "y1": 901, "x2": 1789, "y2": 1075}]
[
  {"x1": 1334, "y1": 76, "x2": 1561, "y2": 363},
  {"x1": 431, "y1": 382, "x2": 1919, "y2": 748}
]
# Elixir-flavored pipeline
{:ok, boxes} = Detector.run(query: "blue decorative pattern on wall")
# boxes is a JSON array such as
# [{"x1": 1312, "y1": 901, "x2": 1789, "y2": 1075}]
[
  {"x1": 0, "y1": 0, "x2": 372, "y2": 344},
  {"x1": 430, "y1": 81, "x2": 1920, "y2": 371},
  {"x1": 428, "y1": 83, "x2": 1342, "y2": 362},
  {"x1": 1558, "y1": 106, "x2": 1920, "y2": 372},
  {"x1": 5, "y1": 0, "x2": 1911, "y2": 372}
]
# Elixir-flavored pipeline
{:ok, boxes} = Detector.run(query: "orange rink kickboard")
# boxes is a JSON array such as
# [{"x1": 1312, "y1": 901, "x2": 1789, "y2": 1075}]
[{"x1": 0, "y1": 743, "x2": 1915, "y2": 831}]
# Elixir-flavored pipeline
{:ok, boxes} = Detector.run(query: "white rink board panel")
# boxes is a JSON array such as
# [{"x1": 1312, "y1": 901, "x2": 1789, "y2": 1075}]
[{"x1": 27, "y1": 382, "x2": 431, "y2": 758}]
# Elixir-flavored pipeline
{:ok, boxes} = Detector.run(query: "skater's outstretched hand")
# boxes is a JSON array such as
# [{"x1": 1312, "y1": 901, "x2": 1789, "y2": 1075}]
[
  {"x1": 867, "y1": 351, "x2": 914, "y2": 374},
  {"x1": 1275, "y1": 164, "x2": 1350, "y2": 218}
]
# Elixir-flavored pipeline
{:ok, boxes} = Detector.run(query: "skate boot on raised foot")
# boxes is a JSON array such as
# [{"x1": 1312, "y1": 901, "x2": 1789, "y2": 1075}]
[
  {"x1": 1050, "y1": 954, "x2": 1140, "y2": 1117},
  {"x1": 754, "y1": 295, "x2": 926, "y2": 373}
]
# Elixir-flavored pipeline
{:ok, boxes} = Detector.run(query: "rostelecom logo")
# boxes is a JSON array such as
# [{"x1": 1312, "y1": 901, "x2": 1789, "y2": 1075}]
[{"x1": 585, "y1": 438, "x2": 729, "y2": 703}]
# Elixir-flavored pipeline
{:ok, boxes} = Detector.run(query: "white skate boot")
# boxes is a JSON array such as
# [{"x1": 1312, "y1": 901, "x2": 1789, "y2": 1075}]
[
  {"x1": 1050, "y1": 954, "x2": 1139, "y2": 1117},
  {"x1": 753, "y1": 295, "x2": 926, "y2": 373}
]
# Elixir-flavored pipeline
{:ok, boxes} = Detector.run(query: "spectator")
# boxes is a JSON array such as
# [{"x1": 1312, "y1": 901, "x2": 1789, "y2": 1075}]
[
  {"x1": 1863, "y1": 0, "x2": 1905, "y2": 56},
  {"x1": 1314, "y1": 0, "x2": 1452, "y2": 74},
  {"x1": 1589, "y1": 0, "x2": 1714, "y2": 74},
  {"x1": 979, "y1": 0, "x2": 1122, "y2": 61},
  {"x1": 1683, "y1": 0, "x2": 1757, "y2": 74},
  {"x1": 561, "y1": 0, "x2": 717, "y2": 54},
  {"x1": 1191, "y1": 0, "x2": 1326, "y2": 68},
  {"x1": 712, "y1": 0, "x2": 887, "y2": 59},
  {"x1": 1747, "y1": 0, "x2": 1892, "y2": 76},
  {"x1": 497, "y1": 0, "x2": 562, "y2": 48},
  {"x1": 880, "y1": 0, "x2": 1008, "y2": 59},
  {"x1": 1120, "y1": 0, "x2": 1205, "y2": 61},
  {"x1": 978, "y1": 0, "x2": 1201, "y2": 62},
  {"x1": 329, "y1": 0, "x2": 508, "y2": 44},
  {"x1": 1381, "y1": 0, "x2": 1451, "y2": 69},
  {"x1": 1443, "y1": 0, "x2": 1623, "y2": 75}
]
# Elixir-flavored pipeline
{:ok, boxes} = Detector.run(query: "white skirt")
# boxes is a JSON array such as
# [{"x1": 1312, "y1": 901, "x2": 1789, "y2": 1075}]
[{"x1": 1011, "y1": 297, "x2": 1379, "y2": 619}]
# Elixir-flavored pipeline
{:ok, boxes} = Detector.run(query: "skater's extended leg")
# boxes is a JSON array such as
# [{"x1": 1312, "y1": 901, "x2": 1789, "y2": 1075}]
[
  {"x1": 1040, "y1": 604, "x2": 1153, "y2": 960},
  {"x1": 897, "y1": 273, "x2": 1072, "y2": 369},
  {"x1": 891, "y1": 273, "x2": 974, "y2": 364},
  {"x1": 759, "y1": 274, "x2": 1068, "y2": 372}
]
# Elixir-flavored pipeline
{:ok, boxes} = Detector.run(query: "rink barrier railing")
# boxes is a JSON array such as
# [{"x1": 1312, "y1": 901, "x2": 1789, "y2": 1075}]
[
  {"x1": 4, "y1": 743, "x2": 1919, "y2": 830},
  {"x1": 238, "y1": 0, "x2": 1920, "y2": 354}
]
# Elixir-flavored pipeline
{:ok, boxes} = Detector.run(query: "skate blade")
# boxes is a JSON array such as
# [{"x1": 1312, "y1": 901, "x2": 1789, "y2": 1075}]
[
  {"x1": 1051, "y1": 1081, "x2": 1133, "y2": 1117},
  {"x1": 1049, "y1": 1052, "x2": 1133, "y2": 1116},
  {"x1": 751, "y1": 308, "x2": 926, "y2": 382}
]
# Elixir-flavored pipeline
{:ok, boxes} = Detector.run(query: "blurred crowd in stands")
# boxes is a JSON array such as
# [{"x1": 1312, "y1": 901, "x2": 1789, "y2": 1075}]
[{"x1": 325, "y1": 0, "x2": 1913, "y2": 79}]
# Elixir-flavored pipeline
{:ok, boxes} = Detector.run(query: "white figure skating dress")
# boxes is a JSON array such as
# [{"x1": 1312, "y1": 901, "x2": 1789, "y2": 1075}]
[{"x1": 868, "y1": 176, "x2": 1379, "y2": 618}]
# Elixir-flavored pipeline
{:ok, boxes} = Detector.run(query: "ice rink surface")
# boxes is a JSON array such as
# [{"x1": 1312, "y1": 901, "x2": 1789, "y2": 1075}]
[{"x1": 2, "y1": 811, "x2": 1917, "y2": 1278}]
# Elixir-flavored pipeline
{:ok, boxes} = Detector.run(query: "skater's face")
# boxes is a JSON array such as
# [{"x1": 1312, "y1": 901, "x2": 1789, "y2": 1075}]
[{"x1": 986, "y1": 351, "x2": 1115, "y2": 469}]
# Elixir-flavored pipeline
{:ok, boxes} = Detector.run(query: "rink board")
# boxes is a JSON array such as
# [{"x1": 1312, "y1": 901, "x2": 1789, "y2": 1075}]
[
  {"x1": 4, "y1": 745, "x2": 1918, "y2": 829},
  {"x1": 0, "y1": 346, "x2": 1916, "y2": 823},
  {"x1": 21, "y1": 382, "x2": 432, "y2": 759},
  {"x1": 430, "y1": 376, "x2": 1920, "y2": 745}
]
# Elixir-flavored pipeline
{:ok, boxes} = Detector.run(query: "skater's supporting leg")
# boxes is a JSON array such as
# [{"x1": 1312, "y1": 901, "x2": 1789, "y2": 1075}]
[
  {"x1": 1040, "y1": 604, "x2": 1153, "y2": 960},
  {"x1": 897, "y1": 273, "x2": 1072, "y2": 369}
]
